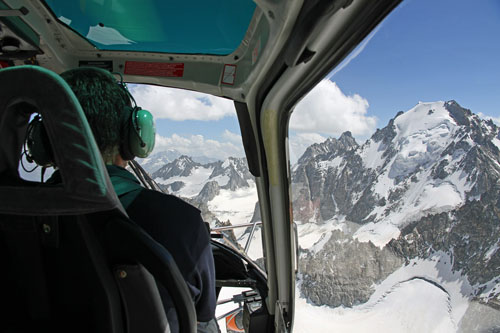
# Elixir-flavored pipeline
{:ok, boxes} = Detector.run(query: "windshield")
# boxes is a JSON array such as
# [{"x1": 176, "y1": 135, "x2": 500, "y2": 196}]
[
  {"x1": 43, "y1": 0, "x2": 256, "y2": 55},
  {"x1": 128, "y1": 85, "x2": 263, "y2": 329},
  {"x1": 128, "y1": 84, "x2": 263, "y2": 263},
  {"x1": 290, "y1": 0, "x2": 500, "y2": 331}
]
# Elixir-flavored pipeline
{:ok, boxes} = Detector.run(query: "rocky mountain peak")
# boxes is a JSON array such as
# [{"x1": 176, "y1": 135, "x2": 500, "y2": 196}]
[
  {"x1": 137, "y1": 149, "x2": 181, "y2": 174},
  {"x1": 149, "y1": 154, "x2": 254, "y2": 200},
  {"x1": 293, "y1": 100, "x2": 500, "y2": 228},
  {"x1": 371, "y1": 117, "x2": 396, "y2": 146},
  {"x1": 295, "y1": 100, "x2": 500, "y2": 313},
  {"x1": 297, "y1": 132, "x2": 359, "y2": 165},
  {"x1": 194, "y1": 180, "x2": 220, "y2": 203},
  {"x1": 152, "y1": 155, "x2": 200, "y2": 180},
  {"x1": 209, "y1": 157, "x2": 252, "y2": 190},
  {"x1": 444, "y1": 100, "x2": 472, "y2": 126},
  {"x1": 338, "y1": 131, "x2": 358, "y2": 149},
  {"x1": 176, "y1": 155, "x2": 195, "y2": 165}
]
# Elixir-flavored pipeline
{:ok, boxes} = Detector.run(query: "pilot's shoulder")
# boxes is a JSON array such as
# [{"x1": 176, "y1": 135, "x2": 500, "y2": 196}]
[{"x1": 135, "y1": 188, "x2": 201, "y2": 217}]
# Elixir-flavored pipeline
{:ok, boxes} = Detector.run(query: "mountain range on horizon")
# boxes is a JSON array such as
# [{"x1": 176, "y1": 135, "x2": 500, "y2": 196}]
[
  {"x1": 139, "y1": 100, "x2": 500, "y2": 331},
  {"x1": 136, "y1": 149, "x2": 220, "y2": 174}
]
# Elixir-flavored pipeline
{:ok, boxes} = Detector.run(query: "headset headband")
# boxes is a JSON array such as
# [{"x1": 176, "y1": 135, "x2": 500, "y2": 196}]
[{"x1": 25, "y1": 67, "x2": 156, "y2": 169}]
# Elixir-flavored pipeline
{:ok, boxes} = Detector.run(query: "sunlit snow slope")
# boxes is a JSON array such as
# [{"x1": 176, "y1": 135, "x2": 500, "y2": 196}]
[
  {"x1": 140, "y1": 100, "x2": 500, "y2": 332},
  {"x1": 292, "y1": 100, "x2": 500, "y2": 332}
]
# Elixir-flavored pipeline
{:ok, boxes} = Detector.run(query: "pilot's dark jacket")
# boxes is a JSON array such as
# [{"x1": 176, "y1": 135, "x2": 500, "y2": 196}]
[{"x1": 106, "y1": 165, "x2": 217, "y2": 329}]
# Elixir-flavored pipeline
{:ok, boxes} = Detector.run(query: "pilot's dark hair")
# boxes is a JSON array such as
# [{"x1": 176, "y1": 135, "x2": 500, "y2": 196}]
[{"x1": 60, "y1": 67, "x2": 131, "y2": 161}]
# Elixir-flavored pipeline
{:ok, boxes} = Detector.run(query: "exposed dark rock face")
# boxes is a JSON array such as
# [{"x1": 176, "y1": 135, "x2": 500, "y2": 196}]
[
  {"x1": 299, "y1": 229, "x2": 403, "y2": 307},
  {"x1": 371, "y1": 119, "x2": 396, "y2": 145},
  {"x1": 297, "y1": 131, "x2": 359, "y2": 166},
  {"x1": 445, "y1": 100, "x2": 471, "y2": 127},
  {"x1": 195, "y1": 181, "x2": 220, "y2": 203},
  {"x1": 209, "y1": 157, "x2": 252, "y2": 189},
  {"x1": 292, "y1": 136, "x2": 379, "y2": 223},
  {"x1": 293, "y1": 101, "x2": 500, "y2": 225},
  {"x1": 212, "y1": 219, "x2": 241, "y2": 249},
  {"x1": 152, "y1": 155, "x2": 200, "y2": 179},
  {"x1": 389, "y1": 183, "x2": 500, "y2": 290},
  {"x1": 294, "y1": 100, "x2": 500, "y2": 308},
  {"x1": 291, "y1": 132, "x2": 380, "y2": 223},
  {"x1": 152, "y1": 156, "x2": 253, "y2": 194},
  {"x1": 158, "y1": 157, "x2": 252, "y2": 216},
  {"x1": 168, "y1": 181, "x2": 184, "y2": 192}
]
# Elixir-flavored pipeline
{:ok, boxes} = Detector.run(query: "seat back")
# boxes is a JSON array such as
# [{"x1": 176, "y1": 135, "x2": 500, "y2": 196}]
[{"x1": 0, "y1": 66, "x2": 196, "y2": 333}]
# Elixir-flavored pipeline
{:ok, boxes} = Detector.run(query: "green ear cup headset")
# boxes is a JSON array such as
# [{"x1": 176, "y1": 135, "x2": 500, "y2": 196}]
[
  {"x1": 24, "y1": 67, "x2": 156, "y2": 168},
  {"x1": 116, "y1": 75, "x2": 156, "y2": 160},
  {"x1": 120, "y1": 104, "x2": 156, "y2": 160}
]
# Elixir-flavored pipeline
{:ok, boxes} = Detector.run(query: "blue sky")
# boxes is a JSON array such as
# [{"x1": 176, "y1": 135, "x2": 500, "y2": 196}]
[
  {"x1": 131, "y1": 0, "x2": 500, "y2": 162},
  {"x1": 330, "y1": 0, "x2": 500, "y2": 124},
  {"x1": 153, "y1": 117, "x2": 239, "y2": 139}
]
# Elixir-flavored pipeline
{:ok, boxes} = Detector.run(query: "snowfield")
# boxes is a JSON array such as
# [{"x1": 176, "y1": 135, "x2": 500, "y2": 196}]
[
  {"x1": 236, "y1": 227, "x2": 263, "y2": 260},
  {"x1": 208, "y1": 181, "x2": 257, "y2": 237},
  {"x1": 155, "y1": 165, "x2": 215, "y2": 197},
  {"x1": 295, "y1": 280, "x2": 455, "y2": 332},
  {"x1": 205, "y1": 179, "x2": 264, "y2": 260},
  {"x1": 296, "y1": 218, "x2": 346, "y2": 250},
  {"x1": 354, "y1": 102, "x2": 476, "y2": 247},
  {"x1": 295, "y1": 252, "x2": 472, "y2": 333}
]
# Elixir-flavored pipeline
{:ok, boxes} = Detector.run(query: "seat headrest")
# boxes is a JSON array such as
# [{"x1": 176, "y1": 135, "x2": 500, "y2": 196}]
[{"x1": 0, "y1": 65, "x2": 123, "y2": 215}]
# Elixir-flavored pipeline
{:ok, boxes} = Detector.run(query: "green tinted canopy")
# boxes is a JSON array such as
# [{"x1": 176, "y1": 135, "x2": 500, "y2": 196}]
[{"x1": 43, "y1": 0, "x2": 256, "y2": 55}]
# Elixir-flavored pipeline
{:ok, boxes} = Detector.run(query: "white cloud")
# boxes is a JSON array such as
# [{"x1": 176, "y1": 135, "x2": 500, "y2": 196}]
[
  {"x1": 129, "y1": 85, "x2": 235, "y2": 121},
  {"x1": 222, "y1": 129, "x2": 242, "y2": 143},
  {"x1": 289, "y1": 132, "x2": 327, "y2": 165},
  {"x1": 478, "y1": 112, "x2": 500, "y2": 125},
  {"x1": 290, "y1": 80, "x2": 377, "y2": 137},
  {"x1": 153, "y1": 133, "x2": 244, "y2": 160}
]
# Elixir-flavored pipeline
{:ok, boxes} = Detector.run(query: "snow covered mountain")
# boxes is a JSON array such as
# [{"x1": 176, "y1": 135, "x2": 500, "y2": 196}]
[
  {"x1": 293, "y1": 100, "x2": 500, "y2": 331},
  {"x1": 136, "y1": 149, "x2": 181, "y2": 174},
  {"x1": 150, "y1": 155, "x2": 259, "y2": 248},
  {"x1": 293, "y1": 100, "x2": 500, "y2": 246},
  {"x1": 137, "y1": 100, "x2": 500, "y2": 331},
  {"x1": 152, "y1": 155, "x2": 253, "y2": 198},
  {"x1": 137, "y1": 149, "x2": 219, "y2": 174}
]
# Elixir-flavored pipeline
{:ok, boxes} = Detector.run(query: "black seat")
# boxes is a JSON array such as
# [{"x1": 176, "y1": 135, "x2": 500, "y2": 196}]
[{"x1": 0, "y1": 65, "x2": 196, "y2": 333}]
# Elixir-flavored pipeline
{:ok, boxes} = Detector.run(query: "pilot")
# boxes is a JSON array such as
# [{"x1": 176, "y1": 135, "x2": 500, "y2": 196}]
[{"x1": 60, "y1": 67, "x2": 219, "y2": 333}]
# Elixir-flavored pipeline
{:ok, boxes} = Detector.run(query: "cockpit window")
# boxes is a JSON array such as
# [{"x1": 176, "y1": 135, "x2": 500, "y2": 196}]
[
  {"x1": 129, "y1": 85, "x2": 263, "y2": 263},
  {"x1": 43, "y1": 0, "x2": 256, "y2": 55},
  {"x1": 290, "y1": 0, "x2": 500, "y2": 331}
]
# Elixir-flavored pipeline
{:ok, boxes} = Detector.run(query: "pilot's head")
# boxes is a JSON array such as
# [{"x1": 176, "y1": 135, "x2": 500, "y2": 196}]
[{"x1": 61, "y1": 67, "x2": 155, "y2": 165}]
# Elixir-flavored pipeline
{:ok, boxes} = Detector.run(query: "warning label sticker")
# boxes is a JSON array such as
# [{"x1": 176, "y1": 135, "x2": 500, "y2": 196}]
[
  {"x1": 221, "y1": 64, "x2": 237, "y2": 85},
  {"x1": 124, "y1": 61, "x2": 184, "y2": 77}
]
